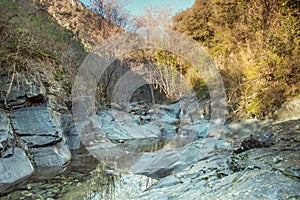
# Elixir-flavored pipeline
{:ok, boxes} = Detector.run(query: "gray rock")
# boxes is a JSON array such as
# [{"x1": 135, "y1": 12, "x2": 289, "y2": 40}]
[
  {"x1": 0, "y1": 148, "x2": 34, "y2": 194},
  {"x1": 55, "y1": 114, "x2": 82, "y2": 150},
  {"x1": 30, "y1": 140, "x2": 71, "y2": 178},
  {"x1": 156, "y1": 123, "x2": 178, "y2": 137},
  {"x1": 0, "y1": 84, "x2": 26, "y2": 109},
  {"x1": 275, "y1": 97, "x2": 300, "y2": 121},
  {"x1": 146, "y1": 175, "x2": 181, "y2": 190},
  {"x1": 149, "y1": 107, "x2": 179, "y2": 125},
  {"x1": 64, "y1": 122, "x2": 81, "y2": 150},
  {"x1": 130, "y1": 138, "x2": 217, "y2": 179},
  {"x1": 138, "y1": 170, "x2": 300, "y2": 200},
  {"x1": 179, "y1": 95, "x2": 210, "y2": 124},
  {"x1": 136, "y1": 119, "x2": 300, "y2": 200},
  {"x1": 10, "y1": 106, "x2": 64, "y2": 148},
  {"x1": 20, "y1": 135, "x2": 61, "y2": 147},
  {"x1": 97, "y1": 110, "x2": 160, "y2": 141},
  {"x1": 11, "y1": 107, "x2": 58, "y2": 136},
  {"x1": 25, "y1": 81, "x2": 43, "y2": 100},
  {"x1": 215, "y1": 139, "x2": 233, "y2": 150},
  {"x1": 1, "y1": 147, "x2": 14, "y2": 158},
  {"x1": 0, "y1": 111, "x2": 12, "y2": 154},
  {"x1": 178, "y1": 122, "x2": 211, "y2": 138},
  {"x1": 10, "y1": 106, "x2": 71, "y2": 178},
  {"x1": 121, "y1": 137, "x2": 165, "y2": 153},
  {"x1": 159, "y1": 103, "x2": 181, "y2": 119},
  {"x1": 221, "y1": 119, "x2": 273, "y2": 143},
  {"x1": 0, "y1": 75, "x2": 45, "y2": 109}
]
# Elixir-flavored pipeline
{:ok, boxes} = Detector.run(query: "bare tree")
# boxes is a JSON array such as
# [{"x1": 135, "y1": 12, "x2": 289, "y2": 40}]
[
  {"x1": 134, "y1": 4, "x2": 173, "y2": 30},
  {"x1": 91, "y1": 0, "x2": 132, "y2": 28}
]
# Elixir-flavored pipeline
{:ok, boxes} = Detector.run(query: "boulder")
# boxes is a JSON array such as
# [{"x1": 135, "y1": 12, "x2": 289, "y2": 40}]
[
  {"x1": 0, "y1": 148, "x2": 34, "y2": 194},
  {"x1": 275, "y1": 97, "x2": 300, "y2": 121},
  {"x1": 97, "y1": 109, "x2": 161, "y2": 141},
  {"x1": 130, "y1": 138, "x2": 217, "y2": 179},
  {"x1": 10, "y1": 107, "x2": 58, "y2": 136},
  {"x1": 0, "y1": 75, "x2": 45, "y2": 109},
  {"x1": 10, "y1": 107, "x2": 62, "y2": 148},
  {"x1": 10, "y1": 106, "x2": 71, "y2": 178},
  {"x1": 30, "y1": 141, "x2": 71, "y2": 178}
]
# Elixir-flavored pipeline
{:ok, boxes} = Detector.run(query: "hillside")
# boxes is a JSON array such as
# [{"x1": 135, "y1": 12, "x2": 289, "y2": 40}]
[
  {"x1": 173, "y1": 0, "x2": 300, "y2": 120},
  {"x1": 0, "y1": 0, "x2": 87, "y2": 109},
  {"x1": 0, "y1": 0, "x2": 123, "y2": 111},
  {"x1": 35, "y1": 0, "x2": 122, "y2": 50}
]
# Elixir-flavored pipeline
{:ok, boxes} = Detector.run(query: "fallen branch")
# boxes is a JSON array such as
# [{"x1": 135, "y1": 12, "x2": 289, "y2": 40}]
[{"x1": 4, "y1": 64, "x2": 16, "y2": 108}]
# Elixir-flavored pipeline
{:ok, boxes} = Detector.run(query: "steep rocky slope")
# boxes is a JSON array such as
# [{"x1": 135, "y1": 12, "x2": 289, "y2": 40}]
[{"x1": 35, "y1": 0, "x2": 122, "y2": 49}]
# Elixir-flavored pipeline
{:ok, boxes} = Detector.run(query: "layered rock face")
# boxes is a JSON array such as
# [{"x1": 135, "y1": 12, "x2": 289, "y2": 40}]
[{"x1": 0, "y1": 76, "x2": 71, "y2": 194}]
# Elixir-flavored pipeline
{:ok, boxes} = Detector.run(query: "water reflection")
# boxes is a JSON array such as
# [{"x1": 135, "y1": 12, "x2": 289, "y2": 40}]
[
  {"x1": 63, "y1": 164, "x2": 155, "y2": 200},
  {"x1": 63, "y1": 136, "x2": 190, "y2": 199}
]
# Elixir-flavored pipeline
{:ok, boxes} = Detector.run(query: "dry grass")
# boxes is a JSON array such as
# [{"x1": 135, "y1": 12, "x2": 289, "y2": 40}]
[{"x1": 0, "y1": 0, "x2": 87, "y2": 102}]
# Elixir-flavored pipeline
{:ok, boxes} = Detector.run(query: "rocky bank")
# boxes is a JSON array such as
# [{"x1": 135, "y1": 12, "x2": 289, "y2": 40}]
[{"x1": 0, "y1": 75, "x2": 299, "y2": 199}]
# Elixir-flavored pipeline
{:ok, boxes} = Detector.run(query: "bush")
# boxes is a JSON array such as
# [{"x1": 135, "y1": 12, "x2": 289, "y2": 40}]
[{"x1": 173, "y1": 0, "x2": 300, "y2": 120}]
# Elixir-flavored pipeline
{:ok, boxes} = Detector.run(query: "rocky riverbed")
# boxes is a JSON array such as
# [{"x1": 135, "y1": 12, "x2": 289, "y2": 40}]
[{"x1": 0, "y1": 75, "x2": 299, "y2": 199}]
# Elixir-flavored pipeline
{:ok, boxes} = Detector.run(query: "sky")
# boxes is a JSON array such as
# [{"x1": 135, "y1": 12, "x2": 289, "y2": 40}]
[
  {"x1": 80, "y1": 0, "x2": 195, "y2": 17},
  {"x1": 123, "y1": 0, "x2": 194, "y2": 17}
]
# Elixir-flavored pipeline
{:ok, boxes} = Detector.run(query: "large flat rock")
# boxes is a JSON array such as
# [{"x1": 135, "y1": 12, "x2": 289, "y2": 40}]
[
  {"x1": 11, "y1": 107, "x2": 58, "y2": 136},
  {"x1": 130, "y1": 138, "x2": 217, "y2": 179}
]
